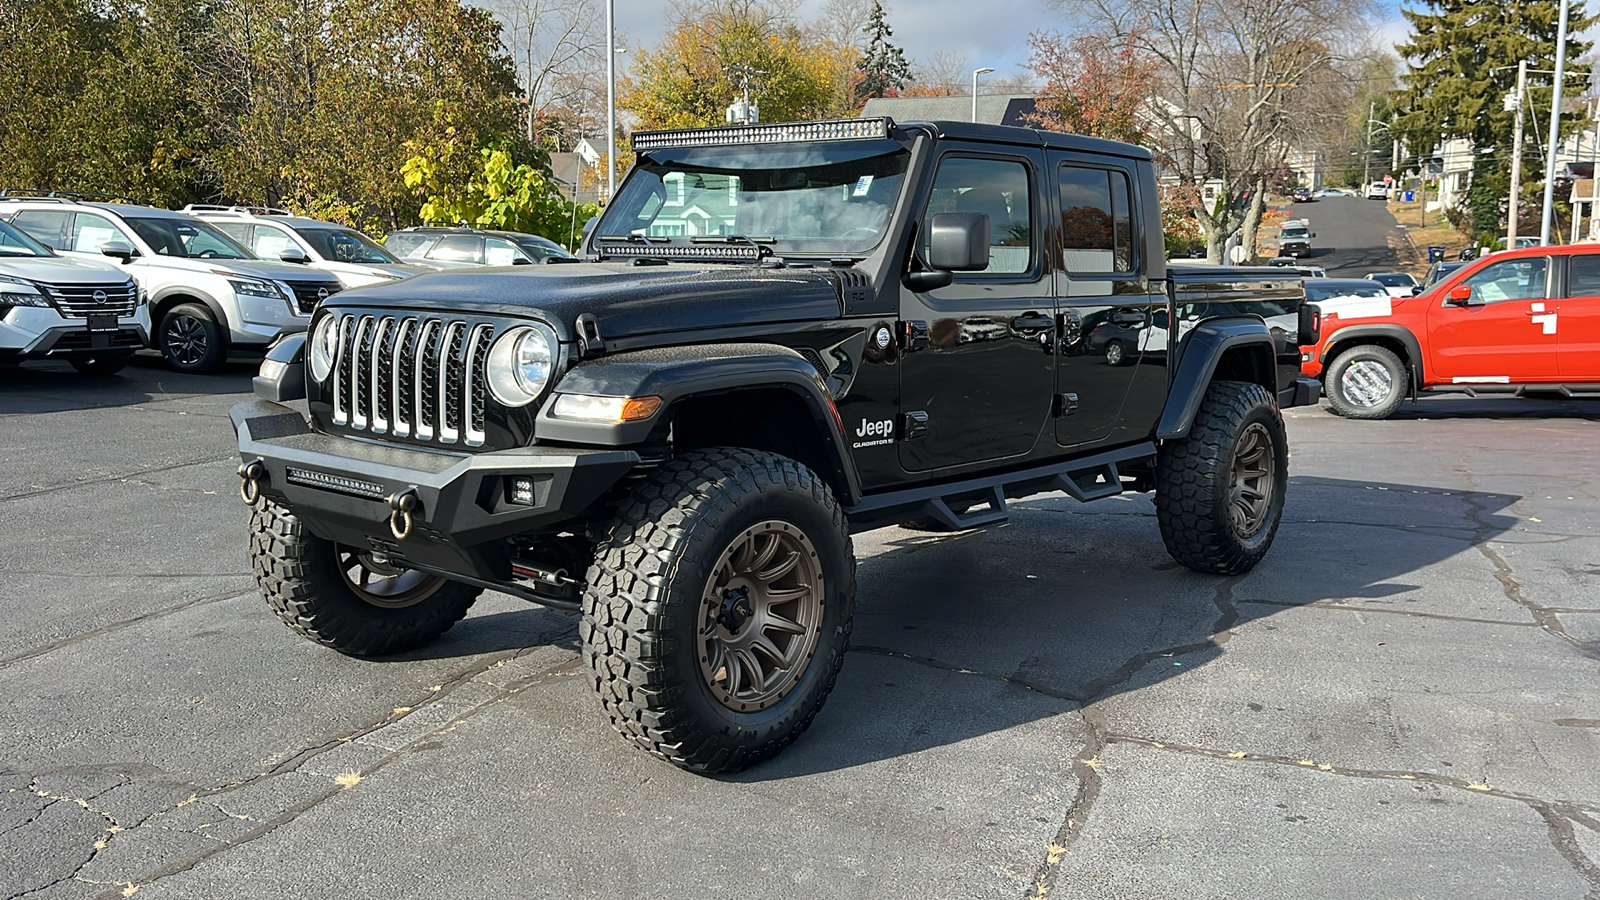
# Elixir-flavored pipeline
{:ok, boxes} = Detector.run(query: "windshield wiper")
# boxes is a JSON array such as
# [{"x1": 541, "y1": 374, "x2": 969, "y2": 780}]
[{"x1": 598, "y1": 233, "x2": 671, "y2": 244}]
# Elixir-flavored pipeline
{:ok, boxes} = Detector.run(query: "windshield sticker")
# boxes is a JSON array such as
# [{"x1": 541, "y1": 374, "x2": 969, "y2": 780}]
[{"x1": 852, "y1": 175, "x2": 874, "y2": 197}]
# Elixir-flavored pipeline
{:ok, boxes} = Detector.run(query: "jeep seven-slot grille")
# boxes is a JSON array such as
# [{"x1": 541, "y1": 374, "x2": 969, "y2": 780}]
[
  {"x1": 328, "y1": 313, "x2": 494, "y2": 447},
  {"x1": 42, "y1": 282, "x2": 139, "y2": 318}
]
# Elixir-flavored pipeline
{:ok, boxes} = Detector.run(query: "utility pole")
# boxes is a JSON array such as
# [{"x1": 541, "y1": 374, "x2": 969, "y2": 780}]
[
  {"x1": 1508, "y1": 59, "x2": 1528, "y2": 249},
  {"x1": 1541, "y1": 0, "x2": 1573, "y2": 245},
  {"x1": 1363, "y1": 101, "x2": 1375, "y2": 188}
]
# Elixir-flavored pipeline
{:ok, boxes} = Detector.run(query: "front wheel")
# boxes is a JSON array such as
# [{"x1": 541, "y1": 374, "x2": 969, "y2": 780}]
[
  {"x1": 159, "y1": 303, "x2": 227, "y2": 374},
  {"x1": 1325, "y1": 344, "x2": 1406, "y2": 419},
  {"x1": 1103, "y1": 338, "x2": 1128, "y2": 367},
  {"x1": 582, "y1": 448, "x2": 856, "y2": 774},
  {"x1": 1155, "y1": 381, "x2": 1288, "y2": 575},
  {"x1": 250, "y1": 499, "x2": 481, "y2": 656}
]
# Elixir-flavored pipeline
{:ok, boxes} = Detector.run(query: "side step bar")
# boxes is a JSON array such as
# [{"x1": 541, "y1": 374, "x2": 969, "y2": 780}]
[{"x1": 844, "y1": 442, "x2": 1157, "y2": 534}]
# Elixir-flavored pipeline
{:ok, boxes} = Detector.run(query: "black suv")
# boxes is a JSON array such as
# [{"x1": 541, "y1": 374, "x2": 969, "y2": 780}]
[{"x1": 233, "y1": 118, "x2": 1320, "y2": 773}]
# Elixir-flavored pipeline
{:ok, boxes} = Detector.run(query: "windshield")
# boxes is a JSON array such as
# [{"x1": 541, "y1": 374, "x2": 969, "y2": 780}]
[
  {"x1": 1370, "y1": 273, "x2": 1414, "y2": 287},
  {"x1": 1281, "y1": 227, "x2": 1309, "y2": 238},
  {"x1": 598, "y1": 140, "x2": 912, "y2": 256},
  {"x1": 1306, "y1": 283, "x2": 1387, "y2": 302},
  {"x1": 0, "y1": 219, "x2": 52, "y2": 257},
  {"x1": 299, "y1": 227, "x2": 400, "y2": 264},
  {"x1": 124, "y1": 217, "x2": 252, "y2": 260}
]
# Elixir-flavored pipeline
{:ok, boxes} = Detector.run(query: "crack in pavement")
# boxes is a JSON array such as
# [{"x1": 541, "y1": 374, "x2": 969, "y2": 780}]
[
  {"x1": 1239, "y1": 597, "x2": 1546, "y2": 627},
  {"x1": 6, "y1": 778, "x2": 131, "y2": 900},
  {"x1": 0, "y1": 456, "x2": 235, "y2": 505},
  {"x1": 0, "y1": 588, "x2": 257, "y2": 670},
  {"x1": 849, "y1": 646, "x2": 1085, "y2": 703}
]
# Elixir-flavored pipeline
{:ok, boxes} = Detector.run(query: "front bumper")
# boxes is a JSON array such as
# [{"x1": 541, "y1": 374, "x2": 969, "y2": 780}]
[
  {"x1": 231, "y1": 399, "x2": 639, "y2": 579},
  {"x1": 1279, "y1": 376, "x2": 1321, "y2": 409},
  {"x1": 0, "y1": 308, "x2": 147, "y2": 360}
]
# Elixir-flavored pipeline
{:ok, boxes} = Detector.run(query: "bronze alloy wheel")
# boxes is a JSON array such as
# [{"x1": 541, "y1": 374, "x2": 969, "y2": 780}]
[
  {"x1": 698, "y1": 520, "x2": 825, "y2": 713},
  {"x1": 1229, "y1": 422, "x2": 1275, "y2": 537},
  {"x1": 164, "y1": 313, "x2": 211, "y2": 366},
  {"x1": 335, "y1": 547, "x2": 446, "y2": 609}
]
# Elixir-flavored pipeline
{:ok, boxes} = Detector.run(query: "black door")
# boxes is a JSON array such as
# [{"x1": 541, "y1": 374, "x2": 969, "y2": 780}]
[
  {"x1": 897, "y1": 149, "x2": 1056, "y2": 473},
  {"x1": 1050, "y1": 154, "x2": 1166, "y2": 448}
]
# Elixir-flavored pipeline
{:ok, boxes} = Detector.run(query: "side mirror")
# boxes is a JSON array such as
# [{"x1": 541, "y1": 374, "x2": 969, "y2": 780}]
[
  {"x1": 1297, "y1": 303, "x2": 1322, "y2": 347},
  {"x1": 1311, "y1": 232, "x2": 1317, "y2": 238},
  {"x1": 279, "y1": 247, "x2": 311, "y2": 264},
  {"x1": 927, "y1": 212, "x2": 991, "y2": 271},
  {"x1": 511, "y1": 256, "x2": 534, "y2": 266},
  {"x1": 1411, "y1": 285, "x2": 1424, "y2": 296},
  {"x1": 100, "y1": 241, "x2": 135, "y2": 264},
  {"x1": 1447, "y1": 285, "x2": 1474, "y2": 305}
]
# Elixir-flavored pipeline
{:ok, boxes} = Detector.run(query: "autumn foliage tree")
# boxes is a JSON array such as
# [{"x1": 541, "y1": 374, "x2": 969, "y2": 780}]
[{"x1": 1025, "y1": 29, "x2": 1161, "y2": 145}]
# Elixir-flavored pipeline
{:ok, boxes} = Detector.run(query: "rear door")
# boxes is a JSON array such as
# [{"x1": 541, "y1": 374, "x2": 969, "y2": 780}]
[
  {"x1": 1559, "y1": 252, "x2": 1600, "y2": 378},
  {"x1": 1425, "y1": 255, "x2": 1558, "y2": 382},
  {"x1": 896, "y1": 148, "x2": 1055, "y2": 473},
  {"x1": 1049, "y1": 154, "x2": 1161, "y2": 448}
]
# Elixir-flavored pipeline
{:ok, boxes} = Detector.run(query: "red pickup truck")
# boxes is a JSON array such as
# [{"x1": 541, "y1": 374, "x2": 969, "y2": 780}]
[{"x1": 1303, "y1": 244, "x2": 1600, "y2": 418}]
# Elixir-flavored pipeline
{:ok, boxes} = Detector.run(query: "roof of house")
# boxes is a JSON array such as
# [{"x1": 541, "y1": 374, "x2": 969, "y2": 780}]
[{"x1": 858, "y1": 94, "x2": 1038, "y2": 128}]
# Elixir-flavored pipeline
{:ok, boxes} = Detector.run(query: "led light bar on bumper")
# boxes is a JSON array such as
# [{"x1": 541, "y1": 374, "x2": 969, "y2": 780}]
[{"x1": 631, "y1": 117, "x2": 892, "y2": 151}]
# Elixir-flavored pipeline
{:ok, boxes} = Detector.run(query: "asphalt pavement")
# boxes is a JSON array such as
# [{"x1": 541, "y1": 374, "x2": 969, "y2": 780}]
[
  {"x1": 3, "y1": 356, "x2": 1599, "y2": 899},
  {"x1": 1280, "y1": 193, "x2": 1406, "y2": 277}
]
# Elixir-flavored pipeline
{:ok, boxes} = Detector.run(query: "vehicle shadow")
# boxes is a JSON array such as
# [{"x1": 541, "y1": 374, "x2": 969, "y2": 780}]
[
  {"x1": 723, "y1": 473, "x2": 1519, "y2": 780},
  {"x1": 0, "y1": 353, "x2": 256, "y2": 413},
  {"x1": 1383, "y1": 396, "x2": 1600, "y2": 421}
]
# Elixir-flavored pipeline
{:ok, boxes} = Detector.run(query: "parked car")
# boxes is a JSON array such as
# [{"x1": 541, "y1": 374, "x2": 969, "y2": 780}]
[
  {"x1": 1365, "y1": 182, "x2": 1390, "y2": 200},
  {"x1": 1291, "y1": 186, "x2": 1315, "y2": 202},
  {"x1": 381, "y1": 226, "x2": 577, "y2": 269},
  {"x1": 1303, "y1": 244, "x2": 1600, "y2": 419},
  {"x1": 184, "y1": 206, "x2": 428, "y2": 288},
  {"x1": 1277, "y1": 221, "x2": 1315, "y2": 257},
  {"x1": 1302, "y1": 277, "x2": 1394, "y2": 316},
  {"x1": 0, "y1": 195, "x2": 342, "y2": 373},
  {"x1": 1365, "y1": 272, "x2": 1419, "y2": 298},
  {"x1": 0, "y1": 216, "x2": 148, "y2": 374},
  {"x1": 1493, "y1": 236, "x2": 1541, "y2": 253},
  {"x1": 1421, "y1": 260, "x2": 1465, "y2": 288},
  {"x1": 1314, "y1": 187, "x2": 1349, "y2": 198}
]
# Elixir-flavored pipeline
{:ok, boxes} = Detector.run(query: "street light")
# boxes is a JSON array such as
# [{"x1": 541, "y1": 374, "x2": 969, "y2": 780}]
[{"x1": 971, "y1": 67, "x2": 994, "y2": 123}]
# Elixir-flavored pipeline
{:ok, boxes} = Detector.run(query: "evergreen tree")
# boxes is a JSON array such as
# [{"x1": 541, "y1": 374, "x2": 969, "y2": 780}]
[
  {"x1": 856, "y1": 1, "x2": 910, "y2": 101},
  {"x1": 1394, "y1": 0, "x2": 1593, "y2": 240}
]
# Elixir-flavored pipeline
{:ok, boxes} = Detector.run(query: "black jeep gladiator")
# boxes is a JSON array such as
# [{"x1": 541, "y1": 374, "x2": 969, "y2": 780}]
[{"x1": 232, "y1": 117, "x2": 1320, "y2": 773}]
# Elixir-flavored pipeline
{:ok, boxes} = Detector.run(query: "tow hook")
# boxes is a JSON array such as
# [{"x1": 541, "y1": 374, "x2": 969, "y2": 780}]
[
  {"x1": 387, "y1": 488, "x2": 420, "y2": 541},
  {"x1": 238, "y1": 458, "x2": 266, "y2": 505}
]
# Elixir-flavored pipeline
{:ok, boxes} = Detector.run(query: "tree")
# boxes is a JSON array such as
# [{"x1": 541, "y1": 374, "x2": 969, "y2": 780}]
[
  {"x1": 402, "y1": 131, "x2": 595, "y2": 247},
  {"x1": 1394, "y1": 0, "x2": 1594, "y2": 242},
  {"x1": 1025, "y1": 28, "x2": 1161, "y2": 145},
  {"x1": 856, "y1": 1, "x2": 911, "y2": 102},
  {"x1": 480, "y1": 0, "x2": 605, "y2": 148},
  {"x1": 619, "y1": 0, "x2": 853, "y2": 129}
]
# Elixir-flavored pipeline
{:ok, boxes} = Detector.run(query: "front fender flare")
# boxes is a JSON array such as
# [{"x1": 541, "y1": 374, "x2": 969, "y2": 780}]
[
  {"x1": 1321, "y1": 323, "x2": 1424, "y2": 390},
  {"x1": 535, "y1": 343, "x2": 862, "y2": 504},
  {"x1": 1157, "y1": 318, "x2": 1277, "y2": 440}
]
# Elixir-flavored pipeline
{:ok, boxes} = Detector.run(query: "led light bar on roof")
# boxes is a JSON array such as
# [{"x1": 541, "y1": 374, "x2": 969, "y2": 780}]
[{"x1": 631, "y1": 118, "x2": 892, "y2": 151}]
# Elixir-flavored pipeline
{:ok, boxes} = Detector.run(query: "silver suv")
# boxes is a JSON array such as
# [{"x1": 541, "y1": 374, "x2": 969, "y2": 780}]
[
  {"x1": 0, "y1": 217, "x2": 148, "y2": 374},
  {"x1": 182, "y1": 206, "x2": 428, "y2": 288},
  {"x1": 0, "y1": 196, "x2": 343, "y2": 373}
]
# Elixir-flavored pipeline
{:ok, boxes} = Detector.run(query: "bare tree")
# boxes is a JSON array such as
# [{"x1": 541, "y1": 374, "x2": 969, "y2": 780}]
[
  {"x1": 483, "y1": 0, "x2": 605, "y2": 146},
  {"x1": 810, "y1": 0, "x2": 875, "y2": 48}
]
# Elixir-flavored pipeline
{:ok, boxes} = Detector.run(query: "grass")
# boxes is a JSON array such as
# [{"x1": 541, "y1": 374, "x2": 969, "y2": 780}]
[{"x1": 1387, "y1": 195, "x2": 1472, "y2": 271}]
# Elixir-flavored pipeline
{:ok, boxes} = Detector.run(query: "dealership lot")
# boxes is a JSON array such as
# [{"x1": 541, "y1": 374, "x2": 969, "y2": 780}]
[{"x1": 2, "y1": 358, "x2": 1598, "y2": 899}]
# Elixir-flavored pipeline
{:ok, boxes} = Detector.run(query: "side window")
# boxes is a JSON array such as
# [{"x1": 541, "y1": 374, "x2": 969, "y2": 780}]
[
  {"x1": 1059, "y1": 165, "x2": 1136, "y2": 275},
  {"x1": 483, "y1": 237, "x2": 527, "y2": 266},
  {"x1": 1568, "y1": 254, "x2": 1600, "y2": 297},
  {"x1": 212, "y1": 223, "x2": 253, "y2": 246},
  {"x1": 427, "y1": 235, "x2": 484, "y2": 264},
  {"x1": 11, "y1": 210, "x2": 71, "y2": 249},
  {"x1": 1462, "y1": 257, "x2": 1547, "y2": 303},
  {"x1": 924, "y1": 156, "x2": 1032, "y2": 276},
  {"x1": 250, "y1": 225, "x2": 296, "y2": 259},
  {"x1": 68, "y1": 212, "x2": 124, "y2": 253}
]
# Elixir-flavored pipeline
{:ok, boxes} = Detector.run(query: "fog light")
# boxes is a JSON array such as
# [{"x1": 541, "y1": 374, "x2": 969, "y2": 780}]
[{"x1": 508, "y1": 477, "x2": 540, "y2": 506}]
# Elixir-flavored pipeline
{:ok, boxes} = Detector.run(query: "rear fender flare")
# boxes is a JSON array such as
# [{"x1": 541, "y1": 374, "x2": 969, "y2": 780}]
[
  {"x1": 535, "y1": 343, "x2": 862, "y2": 503},
  {"x1": 1157, "y1": 318, "x2": 1277, "y2": 440}
]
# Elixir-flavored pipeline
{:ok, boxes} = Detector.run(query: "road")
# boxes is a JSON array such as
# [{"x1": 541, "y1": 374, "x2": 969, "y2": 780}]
[
  {"x1": 1279, "y1": 193, "x2": 1407, "y2": 277},
  {"x1": 3, "y1": 358, "x2": 1599, "y2": 899}
]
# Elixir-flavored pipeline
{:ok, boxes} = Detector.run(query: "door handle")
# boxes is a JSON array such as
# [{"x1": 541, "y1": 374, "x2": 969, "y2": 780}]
[
  {"x1": 1010, "y1": 313, "x2": 1054, "y2": 331},
  {"x1": 1110, "y1": 309, "x2": 1147, "y2": 325}
]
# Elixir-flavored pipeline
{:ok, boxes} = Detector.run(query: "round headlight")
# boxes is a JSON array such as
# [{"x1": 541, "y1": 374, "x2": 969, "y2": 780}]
[
  {"x1": 308, "y1": 315, "x2": 338, "y2": 382},
  {"x1": 486, "y1": 326, "x2": 555, "y2": 407}
]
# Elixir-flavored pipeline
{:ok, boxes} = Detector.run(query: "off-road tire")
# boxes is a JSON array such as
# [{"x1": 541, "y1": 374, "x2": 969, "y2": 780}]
[
  {"x1": 70, "y1": 354, "x2": 130, "y2": 376},
  {"x1": 159, "y1": 303, "x2": 227, "y2": 374},
  {"x1": 1155, "y1": 380, "x2": 1288, "y2": 575},
  {"x1": 1325, "y1": 344, "x2": 1406, "y2": 419},
  {"x1": 581, "y1": 448, "x2": 855, "y2": 774},
  {"x1": 250, "y1": 498, "x2": 480, "y2": 656}
]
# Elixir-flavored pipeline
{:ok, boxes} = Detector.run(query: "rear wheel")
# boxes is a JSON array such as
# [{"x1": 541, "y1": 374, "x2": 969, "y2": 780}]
[
  {"x1": 1156, "y1": 380, "x2": 1288, "y2": 575},
  {"x1": 1103, "y1": 339, "x2": 1128, "y2": 367},
  {"x1": 1325, "y1": 344, "x2": 1406, "y2": 419},
  {"x1": 250, "y1": 499, "x2": 480, "y2": 656},
  {"x1": 582, "y1": 448, "x2": 855, "y2": 774},
  {"x1": 70, "y1": 354, "x2": 130, "y2": 376},
  {"x1": 159, "y1": 303, "x2": 226, "y2": 374}
]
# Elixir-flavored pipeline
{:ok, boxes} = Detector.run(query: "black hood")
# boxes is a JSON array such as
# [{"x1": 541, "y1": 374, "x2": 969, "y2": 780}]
[{"x1": 325, "y1": 261, "x2": 845, "y2": 341}]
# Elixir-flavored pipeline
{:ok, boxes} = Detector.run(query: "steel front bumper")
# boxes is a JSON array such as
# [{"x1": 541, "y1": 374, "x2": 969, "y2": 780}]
[{"x1": 231, "y1": 399, "x2": 638, "y2": 578}]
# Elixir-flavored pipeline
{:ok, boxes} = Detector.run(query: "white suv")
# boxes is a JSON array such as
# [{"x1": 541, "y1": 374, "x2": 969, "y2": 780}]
[
  {"x1": 0, "y1": 217, "x2": 148, "y2": 374},
  {"x1": 182, "y1": 206, "x2": 428, "y2": 288},
  {"x1": 0, "y1": 197, "x2": 343, "y2": 373}
]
